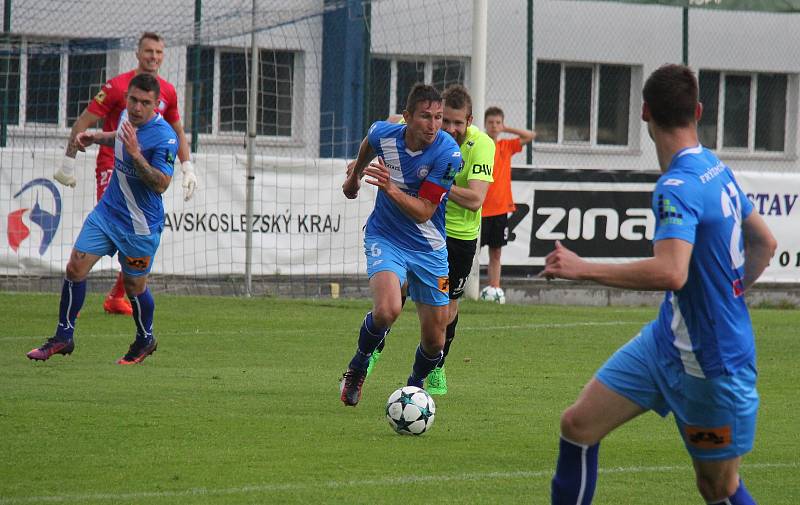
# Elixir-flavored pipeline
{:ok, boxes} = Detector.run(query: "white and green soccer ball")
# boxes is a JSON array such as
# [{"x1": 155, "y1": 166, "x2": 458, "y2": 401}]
[
  {"x1": 480, "y1": 286, "x2": 506, "y2": 304},
  {"x1": 386, "y1": 386, "x2": 436, "y2": 435}
]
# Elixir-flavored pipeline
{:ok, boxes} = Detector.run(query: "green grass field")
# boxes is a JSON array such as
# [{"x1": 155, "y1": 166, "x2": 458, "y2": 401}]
[{"x1": 1, "y1": 292, "x2": 797, "y2": 504}]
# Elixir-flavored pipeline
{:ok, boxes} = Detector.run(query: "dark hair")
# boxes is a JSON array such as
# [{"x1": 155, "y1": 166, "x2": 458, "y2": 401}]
[
  {"x1": 442, "y1": 84, "x2": 472, "y2": 116},
  {"x1": 138, "y1": 32, "x2": 164, "y2": 49},
  {"x1": 129, "y1": 73, "x2": 160, "y2": 99},
  {"x1": 404, "y1": 83, "x2": 442, "y2": 115},
  {"x1": 484, "y1": 106, "x2": 504, "y2": 120},
  {"x1": 642, "y1": 64, "x2": 698, "y2": 129}
]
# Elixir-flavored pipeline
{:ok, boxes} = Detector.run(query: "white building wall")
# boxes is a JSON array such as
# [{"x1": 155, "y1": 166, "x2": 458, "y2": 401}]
[{"x1": 4, "y1": 0, "x2": 800, "y2": 172}]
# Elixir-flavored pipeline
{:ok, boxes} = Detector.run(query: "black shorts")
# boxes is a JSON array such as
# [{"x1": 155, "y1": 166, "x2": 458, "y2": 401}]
[
  {"x1": 480, "y1": 214, "x2": 509, "y2": 248},
  {"x1": 446, "y1": 236, "x2": 477, "y2": 300}
]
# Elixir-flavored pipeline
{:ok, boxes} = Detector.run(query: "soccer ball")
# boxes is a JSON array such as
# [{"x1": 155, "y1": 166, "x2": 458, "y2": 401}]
[
  {"x1": 385, "y1": 386, "x2": 436, "y2": 435},
  {"x1": 480, "y1": 286, "x2": 506, "y2": 304}
]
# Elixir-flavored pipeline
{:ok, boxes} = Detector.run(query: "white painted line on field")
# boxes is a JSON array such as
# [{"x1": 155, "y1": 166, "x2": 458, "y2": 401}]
[
  {"x1": 461, "y1": 321, "x2": 645, "y2": 331},
  {"x1": 0, "y1": 321, "x2": 646, "y2": 343},
  {"x1": 0, "y1": 462, "x2": 795, "y2": 504}
]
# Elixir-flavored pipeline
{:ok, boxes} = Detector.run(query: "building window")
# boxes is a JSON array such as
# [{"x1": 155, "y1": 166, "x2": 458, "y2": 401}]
[
  {"x1": 368, "y1": 58, "x2": 391, "y2": 126},
  {"x1": 0, "y1": 37, "x2": 21, "y2": 125},
  {"x1": 535, "y1": 61, "x2": 632, "y2": 147},
  {"x1": 219, "y1": 49, "x2": 293, "y2": 136},
  {"x1": 185, "y1": 46, "x2": 215, "y2": 135},
  {"x1": 0, "y1": 37, "x2": 107, "y2": 128},
  {"x1": 698, "y1": 70, "x2": 788, "y2": 153},
  {"x1": 187, "y1": 47, "x2": 294, "y2": 137},
  {"x1": 367, "y1": 57, "x2": 467, "y2": 125},
  {"x1": 26, "y1": 43, "x2": 61, "y2": 124},
  {"x1": 66, "y1": 40, "x2": 108, "y2": 127}
]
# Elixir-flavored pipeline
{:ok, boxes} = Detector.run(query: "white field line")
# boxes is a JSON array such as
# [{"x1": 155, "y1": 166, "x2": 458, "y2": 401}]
[
  {"x1": 0, "y1": 320, "x2": 645, "y2": 342},
  {"x1": 0, "y1": 462, "x2": 795, "y2": 504}
]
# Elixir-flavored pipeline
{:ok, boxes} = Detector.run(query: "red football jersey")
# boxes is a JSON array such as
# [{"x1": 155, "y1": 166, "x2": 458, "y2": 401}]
[{"x1": 86, "y1": 70, "x2": 180, "y2": 169}]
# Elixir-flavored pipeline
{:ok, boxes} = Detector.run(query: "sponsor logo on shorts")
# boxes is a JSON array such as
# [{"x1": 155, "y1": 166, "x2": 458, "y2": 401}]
[
  {"x1": 437, "y1": 276, "x2": 449, "y2": 293},
  {"x1": 125, "y1": 256, "x2": 152, "y2": 271},
  {"x1": 684, "y1": 425, "x2": 731, "y2": 449}
]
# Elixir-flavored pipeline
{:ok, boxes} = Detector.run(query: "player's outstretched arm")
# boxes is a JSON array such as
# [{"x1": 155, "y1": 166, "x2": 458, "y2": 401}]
[
  {"x1": 741, "y1": 211, "x2": 777, "y2": 290},
  {"x1": 75, "y1": 131, "x2": 115, "y2": 149},
  {"x1": 541, "y1": 239, "x2": 691, "y2": 291},
  {"x1": 169, "y1": 120, "x2": 198, "y2": 201},
  {"x1": 54, "y1": 109, "x2": 103, "y2": 188}
]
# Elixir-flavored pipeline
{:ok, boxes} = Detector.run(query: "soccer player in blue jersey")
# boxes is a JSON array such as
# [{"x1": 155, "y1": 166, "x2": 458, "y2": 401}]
[
  {"x1": 543, "y1": 64, "x2": 777, "y2": 504},
  {"x1": 27, "y1": 73, "x2": 178, "y2": 365},
  {"x1": 339, "y1": 83, "x2": 462, "y2": 406}
]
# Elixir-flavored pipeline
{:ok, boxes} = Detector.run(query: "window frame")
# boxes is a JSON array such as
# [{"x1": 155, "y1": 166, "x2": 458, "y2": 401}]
[
  {"x1": 534, "y1": 60, "x2": 638, "y2": 152},
  {"x1": 187, "y1": 45, "x2": 300, "y2": 142},
  {"x1": 699, "y1": 69, "x2": 791, "y2": 156},
  {"x1": 367, "y1": 55, "x2": 469, "y2": 122},
  {"x1": 3, "y1": 36, "x2": 109, "y2": 130}
]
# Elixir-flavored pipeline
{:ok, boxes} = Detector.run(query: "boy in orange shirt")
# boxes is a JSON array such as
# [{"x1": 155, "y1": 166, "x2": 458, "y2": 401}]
[{"x1": 480, "y1": 107, "x2": 535, "y2": 301}]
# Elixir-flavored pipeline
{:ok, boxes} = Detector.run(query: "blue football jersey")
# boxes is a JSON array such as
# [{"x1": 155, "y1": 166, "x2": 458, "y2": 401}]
[
  {"x1": 96, "y1": 111, "x2": 178, "y2": 235},
  {"x1": 651, "y1": 145, "x2": 755, "y2": 378},
  {"x1": 364, "y1": 121, "x2": 462, "y2": 252}
]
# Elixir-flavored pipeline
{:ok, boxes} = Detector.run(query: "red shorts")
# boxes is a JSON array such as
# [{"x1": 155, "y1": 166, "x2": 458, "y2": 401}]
[{"x1": 96, "y1": 165, "x2": 114, "y2": 202}]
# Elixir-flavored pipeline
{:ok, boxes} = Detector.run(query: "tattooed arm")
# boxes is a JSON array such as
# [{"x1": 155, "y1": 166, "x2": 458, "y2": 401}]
[{"x1": 75, "y1": 131, "x2": 116, "y2": 148}]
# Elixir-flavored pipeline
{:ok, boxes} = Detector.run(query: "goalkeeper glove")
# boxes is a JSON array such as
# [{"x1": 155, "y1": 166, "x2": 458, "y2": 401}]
[
  {"x1": 181, "y1": 160, "x2": 198, "y2": 201},
  {"x1": 54, "y1": 156, "x2": 77, "y2": 188}
]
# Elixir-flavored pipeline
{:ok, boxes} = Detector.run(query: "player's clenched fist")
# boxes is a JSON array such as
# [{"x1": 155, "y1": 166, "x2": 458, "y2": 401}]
[{"x1": 343, "y1": 160, "x2": 361, "y2": 199}]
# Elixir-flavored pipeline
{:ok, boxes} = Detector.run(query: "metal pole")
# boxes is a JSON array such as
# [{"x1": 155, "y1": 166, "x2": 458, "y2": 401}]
[
  {"x1": 1, "y1": 0, "x2": 11, "y2": 148},
  {"x1": 682, "y1": 6, "x2": 689, "y2": 65},
  {"x1": 244, "y1": 0, "x2": 258, "y2": 296},
  {"x1": 526, "y1": 0, "x2": 533, "y2": 164},
  {"x1": 190, "y1": 0, "x2": 201, "y2": 153},
  {"x1": 466, "y1": 0, "x2": 488, "y2": 301}
]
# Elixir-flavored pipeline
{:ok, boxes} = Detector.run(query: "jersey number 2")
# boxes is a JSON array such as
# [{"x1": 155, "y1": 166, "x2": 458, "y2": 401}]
[{"x1": 721, "y1": 182, "x2": 744, "y2": 270}]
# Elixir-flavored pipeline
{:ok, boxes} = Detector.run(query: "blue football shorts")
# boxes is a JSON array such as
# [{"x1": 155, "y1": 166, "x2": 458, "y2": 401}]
[
  {"x1": 595, "y1": 322, "x2": 758, "y2": 460},
  {"x1": 74, "y1": 209, "x2": 161, "y2": 277},
  {"x1": 364, "y1": 234, "x2": 449, "y2": 307}
]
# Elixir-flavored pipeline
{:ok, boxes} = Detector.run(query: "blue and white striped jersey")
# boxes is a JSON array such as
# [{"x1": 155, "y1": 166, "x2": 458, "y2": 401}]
[
  {"x1": 95, "y1": 111, "x2": 178, "y2": 235},
  {"x1": 651, "y1": 145, "x2": 756, "y2": 378},
  {"x1": 364, "y1": 121, "x2": 462, "y2": 252}
]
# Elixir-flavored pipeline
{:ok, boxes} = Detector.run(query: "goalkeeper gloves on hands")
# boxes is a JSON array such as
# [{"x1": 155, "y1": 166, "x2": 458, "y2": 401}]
[
  {"x1": 54, "y1": 156, "x2": 77, "y2": 188},
  {"x1": 181, "y1": 160, "x2": 198, "y2": 201}
]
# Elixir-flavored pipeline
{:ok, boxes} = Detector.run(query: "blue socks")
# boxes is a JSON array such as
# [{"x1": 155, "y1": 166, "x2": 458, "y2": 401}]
[
  {"x1": 349, "y1": 312, "x2": 387, "y2": 371},
  {"x1": 408, "y1": 344, "x2": 443, "y2": 387},
  {"x1": 55, "y1": 279, "x2": 86, "y2": 341},
  {"x1": 550, "y1": 435, "x2": 754, "y2": 505},
  {"x1": 130, "y1": 287, "x2": 155, "y2": 343},
  {"x1": 708, "y1": 479, "x2": 756, "y2": 504},
  {"x1": 551, "y1": 436, "x2": 599, "y2": 505}
]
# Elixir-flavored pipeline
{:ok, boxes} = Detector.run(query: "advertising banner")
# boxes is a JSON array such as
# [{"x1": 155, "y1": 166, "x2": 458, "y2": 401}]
[
  {"x1": 1, "y1": 149, "x2": 373, "y2": 276},
  {"x1": 485, "y1": 168, "x2": 800, "y2": 282},
  {"x1": 2, "y1": 151, "x2": 797, "y2": 282}
]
